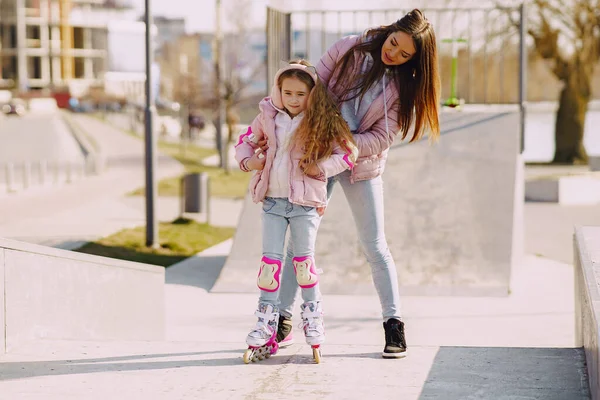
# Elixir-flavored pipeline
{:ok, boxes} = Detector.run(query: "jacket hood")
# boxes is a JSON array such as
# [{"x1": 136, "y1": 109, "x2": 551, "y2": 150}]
[{"x1": 270, "y1": 63, "x2": 319, "y2": 110}]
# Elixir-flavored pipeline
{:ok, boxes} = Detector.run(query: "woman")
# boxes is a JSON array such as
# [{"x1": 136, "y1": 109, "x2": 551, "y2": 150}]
[{"x1": 268, "y1": 8, "x2": 440, "y2": 359}]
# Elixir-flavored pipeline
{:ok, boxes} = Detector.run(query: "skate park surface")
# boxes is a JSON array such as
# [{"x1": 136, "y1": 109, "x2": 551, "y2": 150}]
[{"x1": 0, "y1": 110, "x2": 594, "y2": 399}]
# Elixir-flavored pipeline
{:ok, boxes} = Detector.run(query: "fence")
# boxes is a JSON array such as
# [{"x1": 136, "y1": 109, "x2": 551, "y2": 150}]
[
  {"x1": 266, "y1": 5, "x2": 600, "y2": 104},
  {"x1": 0, "y1": 159, "x2": 93, "y2": 196}
]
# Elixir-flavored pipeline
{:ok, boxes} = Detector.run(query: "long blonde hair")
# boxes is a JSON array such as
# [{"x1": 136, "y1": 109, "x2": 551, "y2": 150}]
[{"x1": 281, "y1": 60, "x2": 357, "y2": 170}]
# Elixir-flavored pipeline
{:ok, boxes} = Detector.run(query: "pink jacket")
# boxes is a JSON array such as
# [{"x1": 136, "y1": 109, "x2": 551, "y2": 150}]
[
  {"x1": 235, "y1": 99, "x2": 354, "y2": 207},
  {"x1": 317, "y1": 35, "x2": 401, "y2": 183},
  {"x1": 235, "y1": 64, "x2": 356, "y2": 207}
]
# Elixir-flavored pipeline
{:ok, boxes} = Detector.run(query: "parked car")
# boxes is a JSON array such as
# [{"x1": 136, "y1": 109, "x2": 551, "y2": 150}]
[{"x1": 2, "y1": 101, "x2": 26, "y2": 116}]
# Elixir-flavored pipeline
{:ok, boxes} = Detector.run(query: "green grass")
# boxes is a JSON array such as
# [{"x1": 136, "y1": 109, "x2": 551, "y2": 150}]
[
  {"x1": 130, "y1": 141, "x2": 251, "y2": 198},
  {"x1": 90, "y1": 112, "x2": 251, "y2": 198},
  {"x1": 74, "y1": 217, "x2": 235, "y2": 267}
]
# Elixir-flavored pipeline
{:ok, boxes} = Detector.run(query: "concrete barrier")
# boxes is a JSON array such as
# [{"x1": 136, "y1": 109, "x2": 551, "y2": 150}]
[
  {"x1": 61, "y1": 111, "x2": 106, "y2": 175},
  {"x1": 526, "y1": 175, "x2": 600, "y2": 205},
  {"x1": 215, "y1": 112, "x2": 523, "y2": 296},
  {"x1": 0, "y1": 238, "x2": 165, "y2": 353},
  {"x1": 574, "y1": 226, "x2": 600, "y2": 399},
  {"x1": 590, "y1": 157, "x2": 600, "y2": 172}
]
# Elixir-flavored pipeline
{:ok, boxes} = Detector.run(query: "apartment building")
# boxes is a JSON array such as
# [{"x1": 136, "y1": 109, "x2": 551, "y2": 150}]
[{"x1": 0, "y1": 0, "x2": 138, "y2": 94}]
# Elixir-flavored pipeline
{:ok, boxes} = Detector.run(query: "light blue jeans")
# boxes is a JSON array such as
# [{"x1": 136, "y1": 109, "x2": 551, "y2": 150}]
[
  {"x1": 278, "y1": 170, "x2": 402, "y2": 321},
  {"x1": 258, "y1": 197, "x2": 322, "y2": 306}
]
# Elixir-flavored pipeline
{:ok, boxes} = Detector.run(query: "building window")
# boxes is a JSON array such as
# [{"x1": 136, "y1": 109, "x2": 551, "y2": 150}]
[
  {"x1": 26, "y1": 25, "x2": 41, "y2": 48},
  {"x1": 28, "y1": 56, "x2": 42, "y2": 79},
  {"x1": 1, "y1": 56, "x2": 18, "y2": 80},
  {"x1": 73, "y1": 27, "x2": 84, "y2": 49},
  {"x1": 74, "y1": 57, "x2": 85, "y2": 78}
]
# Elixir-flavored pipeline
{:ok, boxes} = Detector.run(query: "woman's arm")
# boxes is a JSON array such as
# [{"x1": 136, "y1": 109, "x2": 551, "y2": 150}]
[
  {"x1": 316, "y1": 35, "x2": 360, "y2": 88},
  {"x1": 354, "y1": 102, "x2": 401, "y2": 157}
]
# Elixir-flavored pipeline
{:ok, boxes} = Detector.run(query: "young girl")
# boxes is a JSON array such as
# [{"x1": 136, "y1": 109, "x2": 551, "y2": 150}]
[{"x1": 235, "y1": 60, "x2": 358, "y2": 363}]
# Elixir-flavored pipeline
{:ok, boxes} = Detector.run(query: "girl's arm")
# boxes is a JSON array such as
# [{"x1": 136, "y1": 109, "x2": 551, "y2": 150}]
[
  {"x1": 234, "y1": 114, "x2": 265, "y2": 170},
  {"x1": 304, "y1": 141, "x2": 358, "y2": 181},
  {"x1": 353, "y1": 101, "x2": 400, "y2": 157}
]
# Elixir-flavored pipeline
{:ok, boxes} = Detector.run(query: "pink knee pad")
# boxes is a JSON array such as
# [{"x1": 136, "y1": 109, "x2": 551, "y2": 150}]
[
  {"x1": 257, "y1": 256, "x2": 282, "y2": 292},
  {"x1": 293, "y1": 256, "x2": 319, "y2": 288}
]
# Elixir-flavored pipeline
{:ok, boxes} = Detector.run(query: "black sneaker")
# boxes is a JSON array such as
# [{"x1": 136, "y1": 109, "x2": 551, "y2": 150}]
[
  {"x1": 383, "y1": 318, "x2": 407, "y2": 358},
  {"x1": 276, "y1": 314, "x2": 294, "y2": 347}
]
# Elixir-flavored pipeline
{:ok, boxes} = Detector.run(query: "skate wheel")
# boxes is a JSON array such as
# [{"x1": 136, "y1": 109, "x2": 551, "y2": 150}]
[
  {"x1": 312, "y1": 347, "x2": 321, "y2": 364},
  {"x1": 243, "y1": 349, "x2": 253, "y2": 364}
]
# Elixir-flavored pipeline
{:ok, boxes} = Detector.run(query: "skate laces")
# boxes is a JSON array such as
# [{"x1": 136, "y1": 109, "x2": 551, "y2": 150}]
[
  {"x1": 300, "y1": 310, "x2": 324, "y2": 336},
  {"x1": 253, "y1": 310, "x2": 277, "y2": 337}
]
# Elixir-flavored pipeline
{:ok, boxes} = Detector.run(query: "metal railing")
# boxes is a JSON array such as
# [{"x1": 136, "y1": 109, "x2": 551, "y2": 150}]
[{"x1": 267, "y1": 5, "x2": 528, "y2": 105}]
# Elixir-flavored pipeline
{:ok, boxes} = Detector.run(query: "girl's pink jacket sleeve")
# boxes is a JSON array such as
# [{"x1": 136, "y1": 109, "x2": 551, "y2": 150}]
[
  {"x1": 317, "y1": 141, "x2": 357, "y2": 178},
  {"x1": 234, "y1": 114, "x2": 264, "y2": 168}
]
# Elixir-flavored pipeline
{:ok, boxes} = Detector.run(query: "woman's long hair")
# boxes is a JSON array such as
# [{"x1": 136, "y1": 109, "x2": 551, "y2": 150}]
[
  {"x1": 282, "y1": 60, "x2": 357, "y2": 169},
  {"x1": 330, "y1": 9, "x2": 440, "y2": 143}
]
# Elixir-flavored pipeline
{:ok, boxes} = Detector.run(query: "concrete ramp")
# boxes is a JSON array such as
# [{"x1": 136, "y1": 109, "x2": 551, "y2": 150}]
[
  {"x1": 213, "y1": 111, "x2": 523, "y2": 296},
  {"x1": 0, "y1": 238, "x2": 165, "y2": 353}
]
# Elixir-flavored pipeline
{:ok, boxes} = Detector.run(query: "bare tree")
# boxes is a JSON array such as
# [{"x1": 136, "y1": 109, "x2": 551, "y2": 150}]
[
  {"x1": 208, "y1": 0, "x2": 265, "y2": 173},
  {"x1": 504, "y1": 0, "x2": 600, "y2": 164}
]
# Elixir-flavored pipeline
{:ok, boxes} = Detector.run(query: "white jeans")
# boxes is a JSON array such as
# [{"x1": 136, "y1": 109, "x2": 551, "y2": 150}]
[{"x1": 277, "y1": 170, "x2": 402, "y2": 321}]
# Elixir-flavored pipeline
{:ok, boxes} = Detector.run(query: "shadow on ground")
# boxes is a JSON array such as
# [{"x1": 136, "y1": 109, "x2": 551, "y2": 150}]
[{"x1": 418, "y1": 346, "x2": 590, "y2": 400}]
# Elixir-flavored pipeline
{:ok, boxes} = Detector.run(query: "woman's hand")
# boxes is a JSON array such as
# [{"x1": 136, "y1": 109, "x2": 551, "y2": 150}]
[
  {"x1": 316, "y1": 206, "x2": 326, "y2": 217},
  {"x1": 300, "y1": 160, "x2": 321, "y2": 177}
]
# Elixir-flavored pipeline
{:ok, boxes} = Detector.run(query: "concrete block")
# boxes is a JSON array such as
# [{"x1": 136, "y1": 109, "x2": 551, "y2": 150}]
[
  {"x1": 574, "y1": 226, "x2": 600, "y2": 400},
  {"x1": 526, "y1": 175, "x2": 600, "y2": 205},
  {"x1": 590, "y1": 157, "x2": 600, "y2": 172},
  {"x1": 0, "y1": 238, "x2": 164, "y2": 352},
  {"x1": 0, "y1": 249, "x2": 4, "y2": 354},
  {"x1": 217, "y1": 112, "x2": 522, "y2": 296}
]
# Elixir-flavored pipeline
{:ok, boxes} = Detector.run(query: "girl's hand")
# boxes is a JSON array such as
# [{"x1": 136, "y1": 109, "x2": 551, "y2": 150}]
[
  {"x1": 246, "y1": 150, "x2": 266, "y2": 171},
  {"x1": 257, "y1": 138, "x2": 269, "y2": 152}
]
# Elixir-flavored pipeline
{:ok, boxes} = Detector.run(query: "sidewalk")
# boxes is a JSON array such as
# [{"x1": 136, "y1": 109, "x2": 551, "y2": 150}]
[{"x1": 0, "y1": 114, "x2": 189, "y2": 248}]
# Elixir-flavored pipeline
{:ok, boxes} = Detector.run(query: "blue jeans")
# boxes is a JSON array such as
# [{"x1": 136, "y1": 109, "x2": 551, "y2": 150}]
[
  {"x1": 278, "y1": 170, "x2": 402, "y2": 321},
  {"x1": 258, "y1": 197, "x2": 322, "y2": 306}
]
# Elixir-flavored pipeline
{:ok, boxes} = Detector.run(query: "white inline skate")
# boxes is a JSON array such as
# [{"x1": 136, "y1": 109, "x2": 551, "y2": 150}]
[
  {"x1": 243, "y1": 303, "x2": 279, "y2": 364},
  {"x1": 300, "y1": 301, "x2": 325, "y2": 364}
]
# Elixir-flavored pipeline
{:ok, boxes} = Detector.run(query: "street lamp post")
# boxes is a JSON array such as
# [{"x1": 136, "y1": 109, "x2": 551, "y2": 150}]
[
  {"x1": 144, "y1": 0, "x2": 158, "y2": 248},
  {"x1": 213, "y1": 0, "x2": 225, "y2": 168}
]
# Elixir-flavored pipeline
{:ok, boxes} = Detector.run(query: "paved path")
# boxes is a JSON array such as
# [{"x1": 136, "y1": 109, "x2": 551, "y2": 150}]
[{"x1": 0, "y1": 114, "x2": 185, "y2": 249}]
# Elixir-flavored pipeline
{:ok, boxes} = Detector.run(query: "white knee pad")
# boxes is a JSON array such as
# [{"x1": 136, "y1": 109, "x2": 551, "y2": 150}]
[
  {"x1": 293, "y1": 256, "x2": 319, "y2": 288},
  {"x1": 257, "y1": 256, "x2": 281, "y2": 292}
]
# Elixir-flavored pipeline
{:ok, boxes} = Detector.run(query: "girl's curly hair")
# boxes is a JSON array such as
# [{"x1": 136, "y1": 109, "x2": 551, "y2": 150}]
[{"x1": 279, "y1": 60, "x2": 357, "y2": 171}]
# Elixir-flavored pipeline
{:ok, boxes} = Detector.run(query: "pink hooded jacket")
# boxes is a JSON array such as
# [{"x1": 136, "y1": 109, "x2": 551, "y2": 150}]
[
  {"x1": 316, "y1": 35, "x2": 401, "y2": 183},
  {"x1": 235, "y1": 63, "x2": 357, "y2": 207}
]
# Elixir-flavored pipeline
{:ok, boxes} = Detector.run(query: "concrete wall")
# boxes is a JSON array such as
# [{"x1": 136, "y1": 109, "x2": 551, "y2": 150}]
[
  {"x1": 216, "y1": 112, "x2": 523, "y2": 296},
  {"x1": 574, "y1": 226, "x2": 600, "y2": 399},
  {"x1": 0, "y1": 238, "x2": 165, "y2": 354}
]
